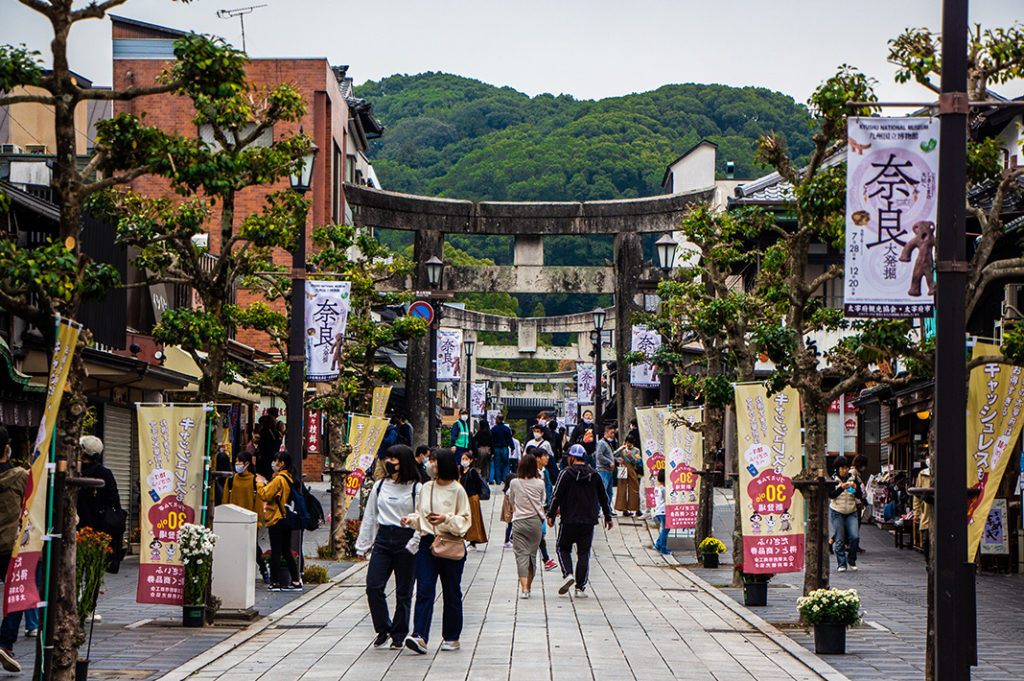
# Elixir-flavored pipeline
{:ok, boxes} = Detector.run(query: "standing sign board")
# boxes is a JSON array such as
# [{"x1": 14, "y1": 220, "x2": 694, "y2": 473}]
[
  {"x1": 305, "y1": 281, "x2": 352, "y2": 381},
  {"x1": 662, "y1": 408, "x2": 702, "y2": 529},
  {"x1": 136, "y1": 404, "x2": 210, "y2": 605},
  {"x1": 635, "y1": 406, "x2": 668, "y2": 510},
  {"x1": 734, "y1": 385, "x2": 805, "y2": 574},
  {"x1": 844, "y1": 116, "x2": 939, "y2": 318}
]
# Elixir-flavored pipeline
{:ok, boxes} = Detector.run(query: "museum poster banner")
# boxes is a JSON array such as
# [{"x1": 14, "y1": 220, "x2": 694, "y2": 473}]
[
  {"x1": 4, "y1": 317, "x2": 80, "y2": 616},
  {"x1": 304, "y1": 280, "x2": 352, "y2": 382},
  {"x1": 635, "y1": 405, "x2": 668, "y2": 510},
  {"x1": 563, "y1": 399, "x2": 578, "y2": 427},
  {"x1": 735, "y1": 384, "x2": 805, "y2": 574},
  {"x1": 965, "y1": 343, "x2": 1024, "y2": 561},
  {"x1": 471, "y1": 383, "x2": 486, "y2": 417},
  {"x1": 136, "y1": 404, "x2": 210, "y2": 605},
  {"x1": 662, "y1": 407, "x2": 702, "y2": 529},
  {"x1": 371, "y1": 386, "x2": 391, "y2": 417},
  {"x1": 342, "y1": 415, "x2": 389, "y2": 514},
  {"x1": 435, "y1": 328, "x2": 463, "y2": 382},
  {"x1": 486, "y1": 409, "x2": 500, "y2": 429},
  {"x1": 576, "y1": 363, "x2": 596, "y2": 405},
  {"x1": 844, "y1": 116, "x2": 939, "y2": 318},
  {"x1": 629, "y1": 325, "x2": 661, "y2": 388}
]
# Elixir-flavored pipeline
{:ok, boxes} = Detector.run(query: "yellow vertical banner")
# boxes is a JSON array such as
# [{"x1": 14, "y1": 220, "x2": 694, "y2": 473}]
[
  {"x1": 965, "y1": 343, "x2": 1024, "y2": 561},
  {"x1": 663, "y1": 407, "x2": 702, "y2": 529},
  {"x1": 136, "y1": 404, "x2": 209, "y2": 605},
  {"x1": 342, "y1": 415, "x2": 390, "y2": 513},
  {"x1": 4, "y1": 317, "x2": 80, "y2": 615},
  {"x1": 635, "y1": 405, "x2": 668, "y2": 510},
  {"x1": 371, "y1": 386, "x2": 392, "y2": 417},
  {"x1": 735, "y1": 384, "x2": 804, "y2": 574}
]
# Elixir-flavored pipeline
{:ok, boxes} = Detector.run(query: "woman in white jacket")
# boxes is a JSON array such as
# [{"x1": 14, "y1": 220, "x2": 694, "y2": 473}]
[
  {"x1": 355, "y1": 445, "x2": 422, "y2": 650},
  {"x1": 402, "y1": 449, "x2": 471, "y2": 654}
]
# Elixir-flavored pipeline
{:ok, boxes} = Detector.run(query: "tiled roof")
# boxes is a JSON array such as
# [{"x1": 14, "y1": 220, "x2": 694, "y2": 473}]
[{"x1": 731, "y1": 150, "x2": 847, "y2": 205}]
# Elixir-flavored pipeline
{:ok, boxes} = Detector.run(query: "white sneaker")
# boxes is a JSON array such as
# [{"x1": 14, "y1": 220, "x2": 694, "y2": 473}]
[
  {"x1": 558, "y1": 575, "x2": 575, "y2": 595},
  {"x1": 574, "y1": 587, "x2": 588, "y2": 598},
  {"x1": 837, "y1": 566, "x2": 847, "y2": 573},
  {"x1": 850, "y1": 565, "x2": 859, "y2": 571},
  {"x1": 520, "y1": 590, "x2": 530, "y2": 599},
  {"x1": 440, "y1": 640, "x2": 461, "y2": 651}
]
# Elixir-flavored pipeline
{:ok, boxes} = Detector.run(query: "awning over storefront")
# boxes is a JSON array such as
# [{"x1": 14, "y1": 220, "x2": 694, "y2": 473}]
[{"x1": 163, "y1": 346, "x2": 262, "y2": 403}]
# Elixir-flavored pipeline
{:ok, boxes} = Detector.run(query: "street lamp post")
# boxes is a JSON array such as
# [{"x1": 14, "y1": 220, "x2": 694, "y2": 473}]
[
  {"x1": 655, "y1": 233, "x2": 678, "y2": 404},
  {"x1": 592, "y1": 307, "x2": 606, "y2": 434},
  {"x1": 464, "y1": 338, "x2": 476, "y2": 416},
  {"x1": 425, "y1": 256, "x2": 444, "y2": 447},
  {"x1": 286, "y1": 142, "x2": 318, "y2": 465}
]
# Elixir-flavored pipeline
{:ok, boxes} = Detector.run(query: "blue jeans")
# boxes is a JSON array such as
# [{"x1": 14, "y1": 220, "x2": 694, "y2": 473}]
[
  {"x1": 598, "y1": 471, "x2": 615, "y2": 508},
  {"x1": 654, "y1": 514, "x2": 669, "y2": 552},
  {"x1": 492, "y1": 447, "x2": 510, "y2": 484},
  {"x1": 412, "y1": 535, "x2": 466, "y2": 644},
  {"x1": 830, "y1": 509, "x2": 860, "y2": 568}
]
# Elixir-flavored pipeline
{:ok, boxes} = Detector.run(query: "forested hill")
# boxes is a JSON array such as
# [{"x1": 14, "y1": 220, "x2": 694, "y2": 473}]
[{"x1": 354, "y1": 72, "x2": 816, "y2": 201}]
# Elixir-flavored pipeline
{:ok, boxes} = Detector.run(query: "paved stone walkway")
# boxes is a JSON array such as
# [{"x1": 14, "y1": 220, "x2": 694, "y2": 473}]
[{"x1": 157, "y1": 488, "x2": 847, "y2": 681}]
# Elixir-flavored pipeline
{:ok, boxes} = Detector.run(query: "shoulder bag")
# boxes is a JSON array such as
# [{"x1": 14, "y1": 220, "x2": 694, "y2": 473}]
[
  {"x1": 429, "y1": 483, "x2": 466, "y2": 561},
  {"x1": 500, "y1": 482, "x2": 514, "y2": 522}
]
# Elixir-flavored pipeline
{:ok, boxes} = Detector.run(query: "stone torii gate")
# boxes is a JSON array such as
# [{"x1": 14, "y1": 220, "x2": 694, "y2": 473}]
[{"x1": 344, "y1": 183, "x2": 714, "y2": 448}]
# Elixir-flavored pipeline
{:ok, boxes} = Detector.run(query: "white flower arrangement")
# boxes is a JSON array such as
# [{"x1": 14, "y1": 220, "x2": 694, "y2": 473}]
[
  {"x1": 180, "y1": 523, "x2": 218, "y2": 606},
  {"x1": 796, "y1": 588, "x2": 862, "y2": 626},
  {"x1": 180, "y1": 523, "x2": 217, "y2": 560}
]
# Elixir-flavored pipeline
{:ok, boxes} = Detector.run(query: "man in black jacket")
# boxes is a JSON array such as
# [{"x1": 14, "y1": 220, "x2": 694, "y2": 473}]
[
  {"x1": 547, "y1": 444, "x2": 613, "y2": 598},
  {"x1": 78, "y1": 436, "x2": 126, "y2": 572}
]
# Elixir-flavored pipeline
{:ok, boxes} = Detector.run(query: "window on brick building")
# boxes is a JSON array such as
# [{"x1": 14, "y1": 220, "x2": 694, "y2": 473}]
[
  {"x1": 197, "y1": 123, "x2": 273, "y2": 152},
  {"x1": 332, "y1": 143, "x2": 342, "y2": 224}
]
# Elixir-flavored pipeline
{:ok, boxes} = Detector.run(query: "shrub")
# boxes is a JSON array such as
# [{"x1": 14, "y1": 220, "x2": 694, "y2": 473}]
[
  {"x1": 76, "y1": 527, "x2": 112, "y2": 642},
  {"x1": 698, "y1": 537, "x2": 726, "y2": 554},
  {"x1": 303, "y1": 564, "x2": 330, "y2": 584},
  {"x1": 797, "y1": 588, "x2": 862, "y2": 626},
  {"x1": 316, "y1": 542, "x2": 333, "y2": 559}
]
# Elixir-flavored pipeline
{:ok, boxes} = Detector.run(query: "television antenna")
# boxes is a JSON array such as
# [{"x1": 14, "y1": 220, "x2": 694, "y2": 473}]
[{"x1": 216, "y1": 4, "x2": 267, "y2": 53}]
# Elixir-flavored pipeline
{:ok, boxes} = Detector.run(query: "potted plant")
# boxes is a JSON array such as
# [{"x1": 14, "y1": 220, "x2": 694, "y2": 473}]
[
  {"x1": 180, "y1": 523, "x2": 217, "y2": 627},
  {"x1": 698, "y1": 537, "x2": 726, "y2": 568},
  {"x1": 734, "y1": 564, "x2": 772, "y2": 607},
  {"x1": 796, "y1": 588, "x2": 862, "y2": 654},
  {"x1": 76, "y1": 527, "x2": 112, "y2": 681}
]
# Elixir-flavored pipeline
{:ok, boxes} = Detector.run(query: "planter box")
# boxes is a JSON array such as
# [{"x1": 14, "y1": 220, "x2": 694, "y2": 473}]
[
  {"x1": 813, "y1": 622, "x2": 846, "y2": 654},
  {"x1": 182, "y1": 604, "x2": 206, "y2": 628},
  {"x1": 742, "y1": 581, "x2": 767, "y2": 606},
  {"x1": 701, "y1": 552, "x2": 719, "y2": 568}
]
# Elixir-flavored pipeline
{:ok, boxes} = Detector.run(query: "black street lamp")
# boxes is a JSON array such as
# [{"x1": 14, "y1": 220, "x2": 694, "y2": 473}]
[
  {"x1": 464, "y1": 338, "x2": 475, "y2": 415},
  {"x1": 655, "y1": 233, "x2": 678, "y2": 272},
  {"x1": 592, "y1": 308, "x2": 605, "y2": 435},
  {"x1": 286, "y1": 141, "x2": 318, "y2": 464},
  {"x1": 426, "y1": 256, "x2": 445, "y2": 446}
]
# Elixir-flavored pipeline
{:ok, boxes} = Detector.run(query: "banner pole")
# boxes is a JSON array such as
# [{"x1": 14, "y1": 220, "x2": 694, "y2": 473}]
[
  {"x1": 201, "y1": 405, "x2": 214, "y2": 529},
  {"x1": 34, "y1": 424, "x2": 58, "y2": 681}
]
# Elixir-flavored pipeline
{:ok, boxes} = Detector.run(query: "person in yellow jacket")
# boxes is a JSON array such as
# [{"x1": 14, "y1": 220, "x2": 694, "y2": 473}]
[
  {"x1": 255, "y1": 451, "x2": 302, "y2": 591},
  {"x1": 913, "y1": 455, "x2": 933, "y2": 563},
  {"x1": 224, "y1": 451, "x2": 270, "y2": 583}
]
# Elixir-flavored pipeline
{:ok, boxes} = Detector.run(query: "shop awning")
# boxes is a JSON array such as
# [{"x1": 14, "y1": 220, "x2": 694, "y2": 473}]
[{"x1": 163, "y1": 346, "x2": 261, "y2": 403}]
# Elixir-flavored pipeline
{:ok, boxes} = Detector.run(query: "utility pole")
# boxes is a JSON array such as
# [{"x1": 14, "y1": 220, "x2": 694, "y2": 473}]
[{"x1": 933, "y1": 0, "x2": 972, "y2": 679}]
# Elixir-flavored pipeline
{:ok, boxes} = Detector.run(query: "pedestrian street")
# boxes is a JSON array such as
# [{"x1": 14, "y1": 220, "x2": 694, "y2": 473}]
[{"x1": 163, "y1": 492, "x2": 847, "y2": 681}]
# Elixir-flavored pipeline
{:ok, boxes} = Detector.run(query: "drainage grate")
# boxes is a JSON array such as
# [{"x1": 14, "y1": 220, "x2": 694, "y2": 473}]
[
  {"x1": 271, "y1": 623, "x2": 325, "y2": 630},
  {"x1": 89, "y1": 670, "x2": 159, "y2": 680}
]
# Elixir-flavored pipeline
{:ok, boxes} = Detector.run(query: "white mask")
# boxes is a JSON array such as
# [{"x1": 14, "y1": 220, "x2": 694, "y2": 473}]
[
  {"x1": 460, "y1": 415, "x2": 468, "y2": 422},
  {"x1": 234, "y1": 464, "x2": 245, "y2": 474}
]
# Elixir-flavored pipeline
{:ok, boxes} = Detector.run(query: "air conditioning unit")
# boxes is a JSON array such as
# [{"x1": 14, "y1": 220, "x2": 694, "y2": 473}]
[
  {"x1": 0, "y1": 144, "x2": 23, "y2": 154},
  {"x1": 25, "y1": 144, "x2": 47, "y2": 154},
  {"x1": 1002, "y1": 284, "x2": 1024, "y2": 320}
]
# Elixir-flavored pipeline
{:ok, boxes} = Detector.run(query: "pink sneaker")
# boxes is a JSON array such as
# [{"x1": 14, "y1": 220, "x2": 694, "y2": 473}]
[{"x1": 544, "y1": 560, "x2": 557, "y2": 571}]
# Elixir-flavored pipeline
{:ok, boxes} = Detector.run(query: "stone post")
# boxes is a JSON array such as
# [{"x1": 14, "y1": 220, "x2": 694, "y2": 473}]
[
  {"x1": 614, "y1": 231, "x2": 643, "y2": 430},
  {"x1": 408, "y1": 229, "x2": 444, "y2": 449}
]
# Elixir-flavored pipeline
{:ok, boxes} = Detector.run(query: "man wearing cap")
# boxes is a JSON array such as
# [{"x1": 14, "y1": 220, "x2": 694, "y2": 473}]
[
  {"x1": 78, "y1": 436, "x2": 126, "y2": 572},
  {"x1": 546, "y1": 444, "x2": 613, "y2": 598}
]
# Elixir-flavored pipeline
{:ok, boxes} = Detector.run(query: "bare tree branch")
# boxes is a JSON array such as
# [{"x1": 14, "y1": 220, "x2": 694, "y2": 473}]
[
  {"x1": 76, "y1": 82, "x2": 180, "y2": 101},
  {"x1": 71, "y1": 0, "x2": 131, "y2": 21},
  {"x1": 0, "y1": 93, "x2": 56, "y2": 106},
  {"x1": 81, "y1": 166, "x2": 151, "y2": 195}
]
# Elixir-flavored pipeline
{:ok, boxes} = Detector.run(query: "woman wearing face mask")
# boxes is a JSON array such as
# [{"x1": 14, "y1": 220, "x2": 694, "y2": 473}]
[
  {"x1": 224, "y1": 452, "x2": 270, "y2": 583},
  {"x1": 449, "y1": 410, "x2": 474, "y2": 459},
  {"x1": 256, "y1": 452, "x2": 302, "y2": 591},
  {"x1": 459, "y1": 450, "x2": 488, "y2": 550},
  {"x1": 355, "y1": 445, "x2": 422, "y2": 649}
]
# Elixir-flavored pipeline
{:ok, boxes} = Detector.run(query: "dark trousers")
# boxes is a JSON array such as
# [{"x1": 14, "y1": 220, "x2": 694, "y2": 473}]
[
  {"x1": 492, "y1": 447, "x2": 510, "y2": 484},
  {"x1": 412, "y1": 535, "x2": 466, "y2": 644},
  {"x1": 268, "y1": 522, "x2": 299, "y2": 585},
  {"x1": 0, "y1": 555, "x2": 23, "y2": 651},
  {"x1": 366, "y1": 525, "x2": 416, "y2": 643},
  {"x1": 557, "y1": 523, "x2": 594, "y2": 589}
]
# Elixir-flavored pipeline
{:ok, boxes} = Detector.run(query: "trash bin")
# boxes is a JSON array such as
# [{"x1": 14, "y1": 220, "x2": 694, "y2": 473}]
[{"x1": 212, "y1": 504, "x2": 257, "y2": 611}]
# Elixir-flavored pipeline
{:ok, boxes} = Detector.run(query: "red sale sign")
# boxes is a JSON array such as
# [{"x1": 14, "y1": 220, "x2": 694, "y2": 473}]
[{"x1": 746, "y1": 470, "x2": 796, "y2": 516}]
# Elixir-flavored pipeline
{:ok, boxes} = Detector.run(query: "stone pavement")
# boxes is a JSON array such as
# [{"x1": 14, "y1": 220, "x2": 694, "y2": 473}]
[
  {"x1": 683, "y1": 487, "x2": 1024, "y2": 681},
  {"x1": 156, "y1": 486, "x2": 849, "y2": 681}
]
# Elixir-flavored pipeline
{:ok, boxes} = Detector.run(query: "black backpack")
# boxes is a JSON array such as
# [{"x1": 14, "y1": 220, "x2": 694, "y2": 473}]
[
  {"x1": 302, "y1": 485, "x2": 325, "y2": 530},
  {"x1": 279, "y1": 474, "x2": 317, "y2": 532}
]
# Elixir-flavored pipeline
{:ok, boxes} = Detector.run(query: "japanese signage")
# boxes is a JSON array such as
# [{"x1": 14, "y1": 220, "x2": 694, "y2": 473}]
[
  {"x1": 471, "y1": 383, "x2": 486, "y2": 417},
  {"x1": 341, "y1": 415, "x2": 390, "y2": 514},
  {"x1": 965, "y1": 343, "x2": 1024, "y2": 561},
  {"x1": 306, "y1": 410, "x2": 322, "y2": 455},
  {"x1": 662, "y1": 407, "x2": 702, "y2": 529},
  {"x1": 735, "y1": 384, "x2": 805, "y2": 574},
  {"x1": 136, "y1": 404, "x2": 210, "y2": 605},
  {"x1": 844, "y1": 116, "x2": 939, "y2": 318},
  {"x1": 980, "y1": 498, "x2": 1009, "y2": 555},
  {"x1": 486, "y1": 409, "x2": 500, "y2": 429},
  {"x1": 577, "y1": 363, "x2": 596, "y2": 405},
  {"x1": 630, "y1": 325, "x2": 661, "y2": 388},
  {"x1": 435, "y1": 328, "x2": 463, "y2": 382},
  {"x1": 305, "y1": 280, "x2": 351, "y2": 382},
  {"x1": 635, "y1": 405, "x2": 668, "y2": 510},
  {"x1": 371, "y1": 386, "x2": 391, "y2": 417},
  {"x1": 563, "y1": 399, "x2": 578, "y2": 427},
  {"x1": 5, "y1": 318, "x2": 80, "y2": 616}
]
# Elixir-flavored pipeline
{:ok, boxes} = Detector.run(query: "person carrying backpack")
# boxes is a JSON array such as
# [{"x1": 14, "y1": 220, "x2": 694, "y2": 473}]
[
  {"x1": 256, "y1": 451, "x2": 303, "y2": 591},
  {"x1": 224, "y1": 452, "x2": 270, "y2": 583}
]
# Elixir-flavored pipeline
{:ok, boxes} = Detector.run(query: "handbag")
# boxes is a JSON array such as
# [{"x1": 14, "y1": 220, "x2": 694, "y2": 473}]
[
  {"x1": 501, "y1": 491, "x2": 514, "y2": 522},
  {"x1": 429, "y1": 483, "x2": 466, "y2": 561}
]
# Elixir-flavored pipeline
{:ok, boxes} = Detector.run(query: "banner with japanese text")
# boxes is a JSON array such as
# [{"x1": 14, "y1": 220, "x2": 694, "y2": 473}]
[
  {"x1": 980, "y1": 499, "x2": 1009, "y2": 555},
  {"x1": 305, "y1": 410, "x2": 322, "y2": 455},
  {"x1": 342, "y1": 415, "x2": 389, "y2": 514},
  {"x1": 630, "y1": 325, "x2": 661, "y2": 388},
  {"x1": 735, "y1": 384, "x2": 805, "y2": 574},
  {"x1": 662, "y1": 407, "x2": 702, "y2": 529},
  {"x1": 4, "y1": 317, "x2": 80, "y2": 616},
  {"x1": 965, "y1": 343, "x2": 1024, "y2": 561},
  {"x1": 305, "y1": 280, "x2": 351, "y2": 381},
  {"x1": 563, "y1": 399, "x2": 578, "y2": 427},
  {"x1": 471, "y1": 383, "x2": 486, "y2": 417},
  {"x1": 435, "y1": 328, "x2": 463, "y2": 382},
  {"x1": 371, "y1": 386, "x2": 391, "y2": 417},
  {"x1": 844, "y1": 116, "x2": 939, "y2": 318},
  {"x1": 635, "y1": 405, "x2": 668, "y2": 510},
  {"x1": 576, "y1": 364, "x2": 596, "y2": 405},
  {"x1": 136, "y1": 405, "x2": 209, "y2": 605},
  {"x1": 486, "y1": 409, "x2": 500, "y2": 429}
]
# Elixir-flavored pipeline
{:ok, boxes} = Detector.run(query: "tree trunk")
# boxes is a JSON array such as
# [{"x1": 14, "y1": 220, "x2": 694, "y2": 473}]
[
  {"x1": 925, "y1": 417, "x2": 936, "y2": 681},
  {"x1": 695, "y1": 405, "x2": 722, "y2": 555},
  {"x1": 326, "y1": 412, "x2": 349, "y2": 558},
  {"x1": 801, "y1": 397, "x2": 830, "y2": 595}
]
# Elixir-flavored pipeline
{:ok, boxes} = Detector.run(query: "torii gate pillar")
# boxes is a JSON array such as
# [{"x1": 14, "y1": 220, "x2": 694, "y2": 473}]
[
  {"x1": 614, "y1": 231, "x2": 643, "y2": 431},
  {"x1": 408, "y1": 229, "x2": 444, "y2": 449}
]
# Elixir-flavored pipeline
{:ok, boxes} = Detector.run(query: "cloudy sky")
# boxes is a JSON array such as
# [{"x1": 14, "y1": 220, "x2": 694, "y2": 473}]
[{"x1": 2, "y1": 0, "x2": 1022, "y2": 105}]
